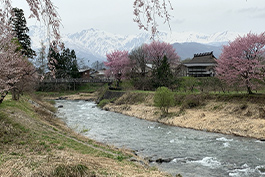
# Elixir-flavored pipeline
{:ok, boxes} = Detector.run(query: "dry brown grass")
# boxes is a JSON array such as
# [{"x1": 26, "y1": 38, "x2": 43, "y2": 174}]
[
  {"x1": 0, "y1": 149, "x2": 166, "y2": 177},
  {"x1": 0, "y1": 95, "x2": 170, "y2": 177},
  {"x1": 105, "y1": 93, "x2": 265, "y2": 140}
]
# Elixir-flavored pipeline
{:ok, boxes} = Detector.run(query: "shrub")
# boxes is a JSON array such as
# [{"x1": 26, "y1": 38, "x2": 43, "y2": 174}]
[
  {"x1": 98, "y1": 99, "x2": 110, "y2": 108},
  {"x1": 154, "y1": 87, "x2": 175, "y2": 115},
  {"x1": 181, "y1": 95, "x2": 201, "y2": 109},
  {"x1": 180, "y1": 77, "x2": 199, "y2": 92},
  {"x1": 53, "y1": 164, "x2": 90, "y2": 177},
  {"x1": 115, "y1": 92, "x2": 148, "y2": 105}
]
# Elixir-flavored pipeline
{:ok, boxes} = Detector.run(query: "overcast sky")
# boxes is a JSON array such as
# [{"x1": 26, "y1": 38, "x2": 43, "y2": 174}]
[{"x1": 12, "y1": 0, "x2": 265, "y2": 36}]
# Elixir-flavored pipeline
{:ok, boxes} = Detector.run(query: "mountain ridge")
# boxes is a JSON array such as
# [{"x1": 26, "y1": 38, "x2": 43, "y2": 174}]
[{"x1": 29, "y1": 26, "x2": 241, "y2": 65}]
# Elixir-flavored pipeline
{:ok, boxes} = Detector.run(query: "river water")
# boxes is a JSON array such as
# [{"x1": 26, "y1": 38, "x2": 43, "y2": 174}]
[{"x1": 55, "y1": 100, "x2": 265, "y2": 177}]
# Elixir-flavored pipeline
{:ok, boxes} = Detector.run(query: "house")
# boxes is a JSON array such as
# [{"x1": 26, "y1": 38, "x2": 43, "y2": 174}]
[
  {"x1": 90, "y1": 69, "x2": 107, "y2": 79},
  {"x1": 78, "y1": 68, "x2": 91, "y2": 79},
  {"x1": 183, "y1": 51, "x2": 217, "y2": 77},
  {"x1": 174, "y1": 64, "x2": 188, "y2": 77}
]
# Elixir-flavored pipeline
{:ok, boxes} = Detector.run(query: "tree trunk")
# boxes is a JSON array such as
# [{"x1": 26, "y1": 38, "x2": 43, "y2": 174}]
[
  {"x1": 11, "y1": 88, "x2": 20, "y2": 101},
  {"x1": 0, "y1": 91, "x2": 8, "y2": 104},
  {"x1": 246, "y1": 80, "x2": 253, "y2": 94},
  {"x1": 247, "y1": 86, "x2": 253, "y2": 94}
]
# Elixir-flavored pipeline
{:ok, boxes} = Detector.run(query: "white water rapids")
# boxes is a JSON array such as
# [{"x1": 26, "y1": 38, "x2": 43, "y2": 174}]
[{"x1": 55, "y1": 100, "x2": 265, "y2": 177}]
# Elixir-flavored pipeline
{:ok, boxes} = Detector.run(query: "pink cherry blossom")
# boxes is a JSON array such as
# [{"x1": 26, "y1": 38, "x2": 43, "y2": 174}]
[
  {"x1": 216, "y1": 32, "x2": 265, "y2": 94},
  {"x1": 104, "y1": 50, "x2": 132, "y2": 79},
  {"x1": 0, "y1": 0, "x2": 61, "y2": 103},
  {"x1": 0, "y1": 30, "x2": 31, "y2": 102},
  {"x1": 143, "y1": 40, "x2": 180, "y2": 69},
  {"x1": 133, "y1": 0, "x2": 173, "y2": 37}
]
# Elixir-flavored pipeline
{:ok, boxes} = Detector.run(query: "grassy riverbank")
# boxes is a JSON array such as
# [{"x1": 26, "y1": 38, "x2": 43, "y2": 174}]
[
  {"x1": 38, "y1": 87, "x2": 265, "y2": 140},
  {"x1": 5, "y1": 86, "x2": 264, "y2": 176},
  {"x1": 101, "y1": 91, "x2": 265, "y2": 140},
  {"x1": 0, "y1": 93, "x2": 170, "y2": 176}
]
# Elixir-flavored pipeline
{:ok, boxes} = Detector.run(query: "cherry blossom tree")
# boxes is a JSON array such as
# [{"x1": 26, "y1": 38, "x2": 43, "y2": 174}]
[
  {"x1": 0, "y1": 31, "x2": 31, "y2": 103},
  {"x1": 216, "y1": 32, "x2": 265, "y2": 94},
  {"x1": 0, "y1": 0, "x2": 173, "y2": 102},
  {"x1": 11, "y1": 59, "x2": 37, "y2": 101},
  {"x1": 143, "y1": 40, "x2": 180, "y2": 70},
  {"x1": 133, "y1": 0, "x2": 173, "y2": 37},
  {"x1": 141, "y1": 41, "x2": 179, "y2": 89},
  {"x1": 129, "y1": 46, "x2": 147, "y2": 77},
  {"x1": 0, "y1": 0, "x2": 61, "y2": 42},
  {"x1": 104, "y1": 50, "x2": 132, "y2": 82},
  {"x1": 0, "y1": 0, "x2": 61, "y2": 103}
]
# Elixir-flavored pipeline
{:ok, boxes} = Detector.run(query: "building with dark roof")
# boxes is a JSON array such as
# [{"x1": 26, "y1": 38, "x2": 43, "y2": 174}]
[
  {"x1": 79, "y1": 68, "x2": 91, "y2": 79},
  {"x1": 183, "y1": 51, "x2": 217, "y2": 77}
]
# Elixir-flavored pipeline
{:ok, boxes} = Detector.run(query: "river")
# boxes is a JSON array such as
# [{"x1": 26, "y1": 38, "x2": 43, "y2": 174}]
[{"x1": 55, "y1": 100, "x2": 265, "y2": 177}]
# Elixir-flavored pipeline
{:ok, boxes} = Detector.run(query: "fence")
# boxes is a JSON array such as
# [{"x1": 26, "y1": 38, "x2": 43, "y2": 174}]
[{"x1": 41, "y1": 78, "x2": 114, "y2": 83}]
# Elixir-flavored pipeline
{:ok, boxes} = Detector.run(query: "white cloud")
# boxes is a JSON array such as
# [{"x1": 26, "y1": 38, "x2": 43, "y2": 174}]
[{"x1": 10, "y1": 0, "x2": 265, "y2": 36}]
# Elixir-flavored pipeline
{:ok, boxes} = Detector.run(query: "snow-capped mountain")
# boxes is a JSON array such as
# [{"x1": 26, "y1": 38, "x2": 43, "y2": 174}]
[{"x1": 29, "y1": 25, "x2": 242, "y2": 65}]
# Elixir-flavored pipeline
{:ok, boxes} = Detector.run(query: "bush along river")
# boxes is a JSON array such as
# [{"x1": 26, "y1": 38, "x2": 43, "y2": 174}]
[{"x1": 55, "y1": 100, "x2": 265, "y2": 177}]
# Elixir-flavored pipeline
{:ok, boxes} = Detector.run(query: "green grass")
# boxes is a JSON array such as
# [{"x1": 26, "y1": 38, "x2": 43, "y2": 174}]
[
  {"x1": 119, "y1": 80, "x2": 135, "y2": 90},
  {"x1": 131, "y1": 90, "x2": 155, "y2": 94},
  {"x1": 77, "y1": 83, "x2": 104, "y2": 92},
  {"x1": 1, "y1": 95, "x2": 30, "y2": 111},
  {"x1": 98, "y1": 99, "x2": 110, "y2": 108},
  {"x1": 0, "y1": 94, "x2": 133, "y2": 162},
  {"x1": 97, "y1": 86, "x2": 265, "y2": 109}
]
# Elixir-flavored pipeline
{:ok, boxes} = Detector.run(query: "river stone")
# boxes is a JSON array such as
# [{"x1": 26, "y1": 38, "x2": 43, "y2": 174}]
[
  {"x1": 104, "y1": 107, "x2": 110, "y2": 111},
  {"x1": 56, "y1": 96, "x2": 68, "y2": 100},
  {"x1": 257, "y1": 167, "x2": 265, "y2": 173},
  {"x1": 155, "y1": 158, "x2": 173, "y2": 163},
  {"x1": 129, "y1": 157, "x2": 148, "y2": 167},
  {"x1": 129, "y1": 157, "x2": 138, "y2": 162},
  {"x1": 58, "y1": 105, "x2": 63, "y2": 108}
]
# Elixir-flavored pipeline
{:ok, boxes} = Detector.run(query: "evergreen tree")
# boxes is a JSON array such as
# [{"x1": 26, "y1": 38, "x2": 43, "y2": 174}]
[
  {"x1": 11, "y1": 8, "x2": 35, "y2": 58},
  {"x1": 61, "y1": 48, "x2": 80, "y2": 78},
  {"x1": 48, "y1": 46, "x2": 79, "y2": 78},
  {"x1": 152, "y1": 56, "x2": 173, "y2": 88}
]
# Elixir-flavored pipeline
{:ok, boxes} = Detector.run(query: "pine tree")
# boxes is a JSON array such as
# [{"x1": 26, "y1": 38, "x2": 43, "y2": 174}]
[
  {"x1": 152, "y1": 56, "x2": 173, "y2": 88},
  {"x1": 68, "y1": 49, "x2": 80, "y2": 78},
  {"x1": 48, "y1": 46, "x2": 79, "y2": 78},
  {"x1": 11, "y1": 8, "x2": 35, "y2": 58},
  {"x1": 60, "y1": 48, "x2": 80, "y2": 78}
]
